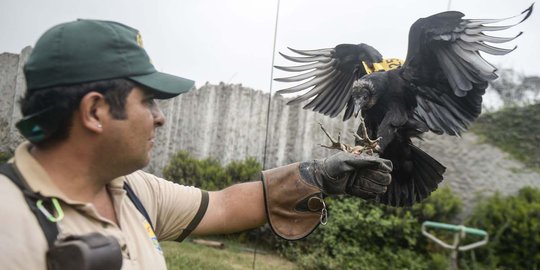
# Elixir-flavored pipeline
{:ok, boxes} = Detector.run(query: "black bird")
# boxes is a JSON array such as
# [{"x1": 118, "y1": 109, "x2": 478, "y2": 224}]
[{"x1": 275, "y1": 5, "x2": 534, "y2": 206}]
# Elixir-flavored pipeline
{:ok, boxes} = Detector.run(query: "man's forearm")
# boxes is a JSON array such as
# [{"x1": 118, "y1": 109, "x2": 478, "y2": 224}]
[{"x1": 192, "y1": 181, "x2": 266, "y2": 235}]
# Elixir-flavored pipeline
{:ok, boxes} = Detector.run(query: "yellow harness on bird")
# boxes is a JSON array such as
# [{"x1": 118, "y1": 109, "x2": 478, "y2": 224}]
[{"x1": 362, "y1": 58, "x2": 404, "y2": 74}]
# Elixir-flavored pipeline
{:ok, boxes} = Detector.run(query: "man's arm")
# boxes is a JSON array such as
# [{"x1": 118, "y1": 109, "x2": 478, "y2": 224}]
[
  {"x1": 191, "y1": 152, "x2": 392, "y2": 239},
  {"x1": 191, "y1": 181, "x2": 266, "y2": 235}
]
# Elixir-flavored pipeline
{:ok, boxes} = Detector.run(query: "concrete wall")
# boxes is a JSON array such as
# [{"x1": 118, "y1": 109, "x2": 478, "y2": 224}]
[
  {"x1": 0, "y1": 47, "x2": 31, "y2": 152},
  {"x1": 148, "y1": 82, "x2": 361, "y2": 173},
  {"x1": 2, "y1": 48, "x2": 539, "y2": 210}
]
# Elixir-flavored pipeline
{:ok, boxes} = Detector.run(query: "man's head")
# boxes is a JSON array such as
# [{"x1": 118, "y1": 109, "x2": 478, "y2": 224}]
[
  {"x1": 18, "y1": 19, "x2": 194, "y2": 147},
  {"x1": 19, "y1": 78, "x2": 135, "y2": 148}
]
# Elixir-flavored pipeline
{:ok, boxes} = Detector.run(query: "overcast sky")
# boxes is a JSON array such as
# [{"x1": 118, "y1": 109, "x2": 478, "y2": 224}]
[{"x1": 1, "y1": 0, "x2": 538, "y2": 93}]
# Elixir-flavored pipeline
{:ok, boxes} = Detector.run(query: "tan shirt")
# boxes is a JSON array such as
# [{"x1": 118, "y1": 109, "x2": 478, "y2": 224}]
[{"x1": 0, "y1": 142, "x2": 208, "y2": 270}]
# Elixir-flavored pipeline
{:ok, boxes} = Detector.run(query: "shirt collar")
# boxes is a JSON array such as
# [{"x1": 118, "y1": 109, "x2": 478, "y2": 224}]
[{"x1": 13, "y1": 141, "x2": 125, "y2": 203}]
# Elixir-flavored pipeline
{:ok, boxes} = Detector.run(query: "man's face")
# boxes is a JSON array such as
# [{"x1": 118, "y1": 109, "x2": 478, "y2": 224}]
[{"x1": 103, "y1": 87, "x2": 164, "y2": 173}]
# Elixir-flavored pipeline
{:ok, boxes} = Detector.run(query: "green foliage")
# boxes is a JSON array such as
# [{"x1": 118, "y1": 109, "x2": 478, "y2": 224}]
[
  {"x1": 463, "y1": 187, "x2": 540, "y2": 269},
  {"x1": 225, "y1": 158, "x2": 262, "y2": 183},
  {"x1": 163, "y1": 150, "x2": 261, "y2": 190},
  {"x1": 280, "y1": 197, "x2": 427, "y2": 270},
  {"x1": 291, "y1": 245, "x2": 430, "y2": 270},
  {"x1": 278, "y1": 187, "x2": 463, "y2": 270},
  {"x1": 161, "y1": 150, "x2": 540, "y2": 269},
  {"x1": 471, "y1": 103, "x2": 540, "y2": 170},
  {"x1": 411, "y1": 187, "x2": 462, "y2": 223},
  {"x1": 0, "y1": 151, "x2": 13, "y2": 163},
  {"x1": 427, "y1": 253, "x2": 451, "y2": 270}
]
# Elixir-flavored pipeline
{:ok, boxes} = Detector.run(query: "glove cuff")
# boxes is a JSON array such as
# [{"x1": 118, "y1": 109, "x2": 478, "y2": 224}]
[{"x1": 261, "y1": 163, "x2": 326, "y2": 240}]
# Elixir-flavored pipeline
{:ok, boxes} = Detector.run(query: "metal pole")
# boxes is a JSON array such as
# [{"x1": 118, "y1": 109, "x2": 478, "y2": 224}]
[
  {"x1": 450, "y1": 232, "x2": 461, "y2": 270},
  {"x1": 254, "y1": 1, "x2": 281, "y2": 269},
  {"x1": 261, "y1": 0, "x2": 281, "y2": 171}
]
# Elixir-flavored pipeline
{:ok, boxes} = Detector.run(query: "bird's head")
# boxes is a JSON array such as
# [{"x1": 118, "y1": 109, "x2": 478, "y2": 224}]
[
  {"x1": 351, "y1": 72, "x2": 388, "y2": 117},
  {"x1": 351, "y1": 79, "x2": 375, "y2": 117}
]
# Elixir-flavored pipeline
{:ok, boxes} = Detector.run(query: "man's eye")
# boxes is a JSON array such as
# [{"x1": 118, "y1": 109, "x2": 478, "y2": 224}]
[{"x1": 144, "y1": 98, "x2": 155, "y2": 105}]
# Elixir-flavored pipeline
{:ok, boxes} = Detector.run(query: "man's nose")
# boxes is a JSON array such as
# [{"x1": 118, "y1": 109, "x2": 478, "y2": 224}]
[{"x1": 152, "y1": 104, "x2": 165, "y2": 127}]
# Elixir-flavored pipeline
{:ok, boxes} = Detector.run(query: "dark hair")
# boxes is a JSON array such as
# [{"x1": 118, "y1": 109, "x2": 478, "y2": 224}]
[{"x1": 19, "y1": 78, "x2": 136, "y2": 148}]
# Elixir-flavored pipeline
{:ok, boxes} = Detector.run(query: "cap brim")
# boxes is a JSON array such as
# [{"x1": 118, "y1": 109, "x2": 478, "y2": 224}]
[{"x1": 129, "y1": 71, "x2": 195, "y2": 99}]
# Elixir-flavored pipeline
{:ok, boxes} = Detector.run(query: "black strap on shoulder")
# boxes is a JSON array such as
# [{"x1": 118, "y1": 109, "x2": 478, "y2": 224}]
[
  {"x1": 123, "y1": 182, "x2": 155, "y2": 232},
  {"x1": 0, "y1": 163, "x2": 59, "y2": 248},
  {"x1": 1, "y1": 163, "x2": 155, "y2": 242}
]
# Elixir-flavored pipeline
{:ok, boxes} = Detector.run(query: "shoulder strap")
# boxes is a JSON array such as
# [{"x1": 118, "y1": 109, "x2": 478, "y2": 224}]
[
  {"x1": 0, "y1": 163, "x2": 59, "y2": 248},
  {"x1": 123, "y1": 182, "x2": 155, "y2": 232},
  {"x1": 0, "y1": 163, "x2": 155, "y2": 243}
]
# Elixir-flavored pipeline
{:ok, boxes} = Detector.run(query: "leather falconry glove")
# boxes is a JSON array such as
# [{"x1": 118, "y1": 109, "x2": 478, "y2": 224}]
[{"x1": 261, "y1": 152, "x2": 392, "y2": 240}]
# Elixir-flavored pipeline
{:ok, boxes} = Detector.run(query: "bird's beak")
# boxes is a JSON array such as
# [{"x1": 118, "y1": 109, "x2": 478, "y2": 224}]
[
  {"x1": 354, "y1": 106, "x2": 361, "y2": 118},
  {"x1": 353, "y1": 96, "x2": 366, "y2": 118}
]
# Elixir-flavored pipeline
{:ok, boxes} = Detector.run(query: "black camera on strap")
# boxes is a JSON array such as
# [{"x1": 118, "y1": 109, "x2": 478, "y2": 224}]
[
  {"x1": 46, "y1": 232, "x2": 122, "y2": 270},
  {"x1": 0, "y1": 163, "x2": 154, "y2": 270}
]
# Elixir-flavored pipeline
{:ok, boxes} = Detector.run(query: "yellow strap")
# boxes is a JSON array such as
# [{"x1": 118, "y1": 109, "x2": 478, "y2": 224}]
[{"x1": 362, "y1": 58, "x2": 404, "y2": 74}]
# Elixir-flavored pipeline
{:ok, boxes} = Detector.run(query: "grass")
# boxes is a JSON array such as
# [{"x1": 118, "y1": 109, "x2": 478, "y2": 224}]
[{"x1": 162, "y1": 238, "x2": 297, "y2": 270}]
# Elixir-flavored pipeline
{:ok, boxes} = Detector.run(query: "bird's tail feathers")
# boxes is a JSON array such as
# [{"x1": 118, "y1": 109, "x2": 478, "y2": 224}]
[
  {"x1": 408, "y1": 144, "x2": 446, "y2": 203},
  {"x1": 376, "y1": 143, "x2": 445, "y2": 207}
]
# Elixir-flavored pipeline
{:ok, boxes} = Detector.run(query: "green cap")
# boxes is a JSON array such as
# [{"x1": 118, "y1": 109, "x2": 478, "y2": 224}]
[{"x1": 24, "y1": 19, "x2": 194, "y2": 99}]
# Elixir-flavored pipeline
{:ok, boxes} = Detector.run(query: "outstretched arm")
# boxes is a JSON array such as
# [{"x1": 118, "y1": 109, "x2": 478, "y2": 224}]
[
  {"x1": 191, "y1": 181, "x2": 266, "y2": 235},
  {"x1": 191, "y1": 152, "x2": 392, "y2": 239}
]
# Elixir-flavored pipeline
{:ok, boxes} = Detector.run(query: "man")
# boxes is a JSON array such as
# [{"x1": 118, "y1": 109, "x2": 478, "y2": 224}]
[{"x1": 0, "y1": 19, "x2": 392, "y2": 269}]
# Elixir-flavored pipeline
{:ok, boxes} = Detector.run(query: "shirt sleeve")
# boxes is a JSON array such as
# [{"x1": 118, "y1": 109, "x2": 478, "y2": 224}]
[{"x1": 124, "y1": 171, "x2": 209, "y2": 241}]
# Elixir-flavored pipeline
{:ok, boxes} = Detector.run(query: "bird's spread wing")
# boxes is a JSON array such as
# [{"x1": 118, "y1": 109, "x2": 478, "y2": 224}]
[
  {"x1": 275, "y1": 44, "x2": 383, "y2": 119},
  {"x1": 401, "y1": 4, "x2": 533, "y2": 135}
]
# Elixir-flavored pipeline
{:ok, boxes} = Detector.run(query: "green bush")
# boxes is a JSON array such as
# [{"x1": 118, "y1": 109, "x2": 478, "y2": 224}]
[
  {"x1": 411, "y1": 186, "x2": 462, "y2": 223},
  {"x1": 278, "y1": 187, "x2": 463, "y2": 270},
  {"x1": 225, "y1": 158, "x2": 262, "y2": 183},
  {"x1": 162, "y1": 152, "x2": 469, "y2": 269},
  {"x1": 163, "y1": 150, "x2": 261, "y2": 190},
  {"x1": 463, "y1": 187, "x2": 540, "y2": 269},
  {"x1": 162, "y1": 151, "x2": 264, "y2": 244}
]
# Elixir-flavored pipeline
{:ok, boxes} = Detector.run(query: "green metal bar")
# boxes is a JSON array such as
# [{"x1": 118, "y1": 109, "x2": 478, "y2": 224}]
[{"x1": 423, "y1": 221, "x2": 487, "y2": 237}]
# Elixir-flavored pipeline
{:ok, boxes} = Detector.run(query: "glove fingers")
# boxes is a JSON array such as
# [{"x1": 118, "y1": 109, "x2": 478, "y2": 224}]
[
  {"x1": 355, "y1": 177, "x2": 388, "y2": 194},
  {"x1": 324, "y1": 152, "x2": 393, "y2": 178},
  {"x1": 347, "y1": 170, "x2": 389, "y2": 195},
  {"x1": 356, "y1": 169, "x2": 392, "y2": 186},
  {"x1": 351, "y1": 155, "x2": 392, "y2": 172},
  {"x1": 376, "y1": 158, "x2": 393, "y2": 172},
  {"x1": 313, "y1": 152, "x2": 393, "y2": 198},
  {"x1": 346, "y1": 155, "x2": 393, "y2": 173}
]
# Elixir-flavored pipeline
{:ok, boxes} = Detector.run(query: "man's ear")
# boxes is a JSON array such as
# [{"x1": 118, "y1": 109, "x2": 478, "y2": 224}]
[{"x1": 79, "y1": 92, "x2": 108, "y2": 133}]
